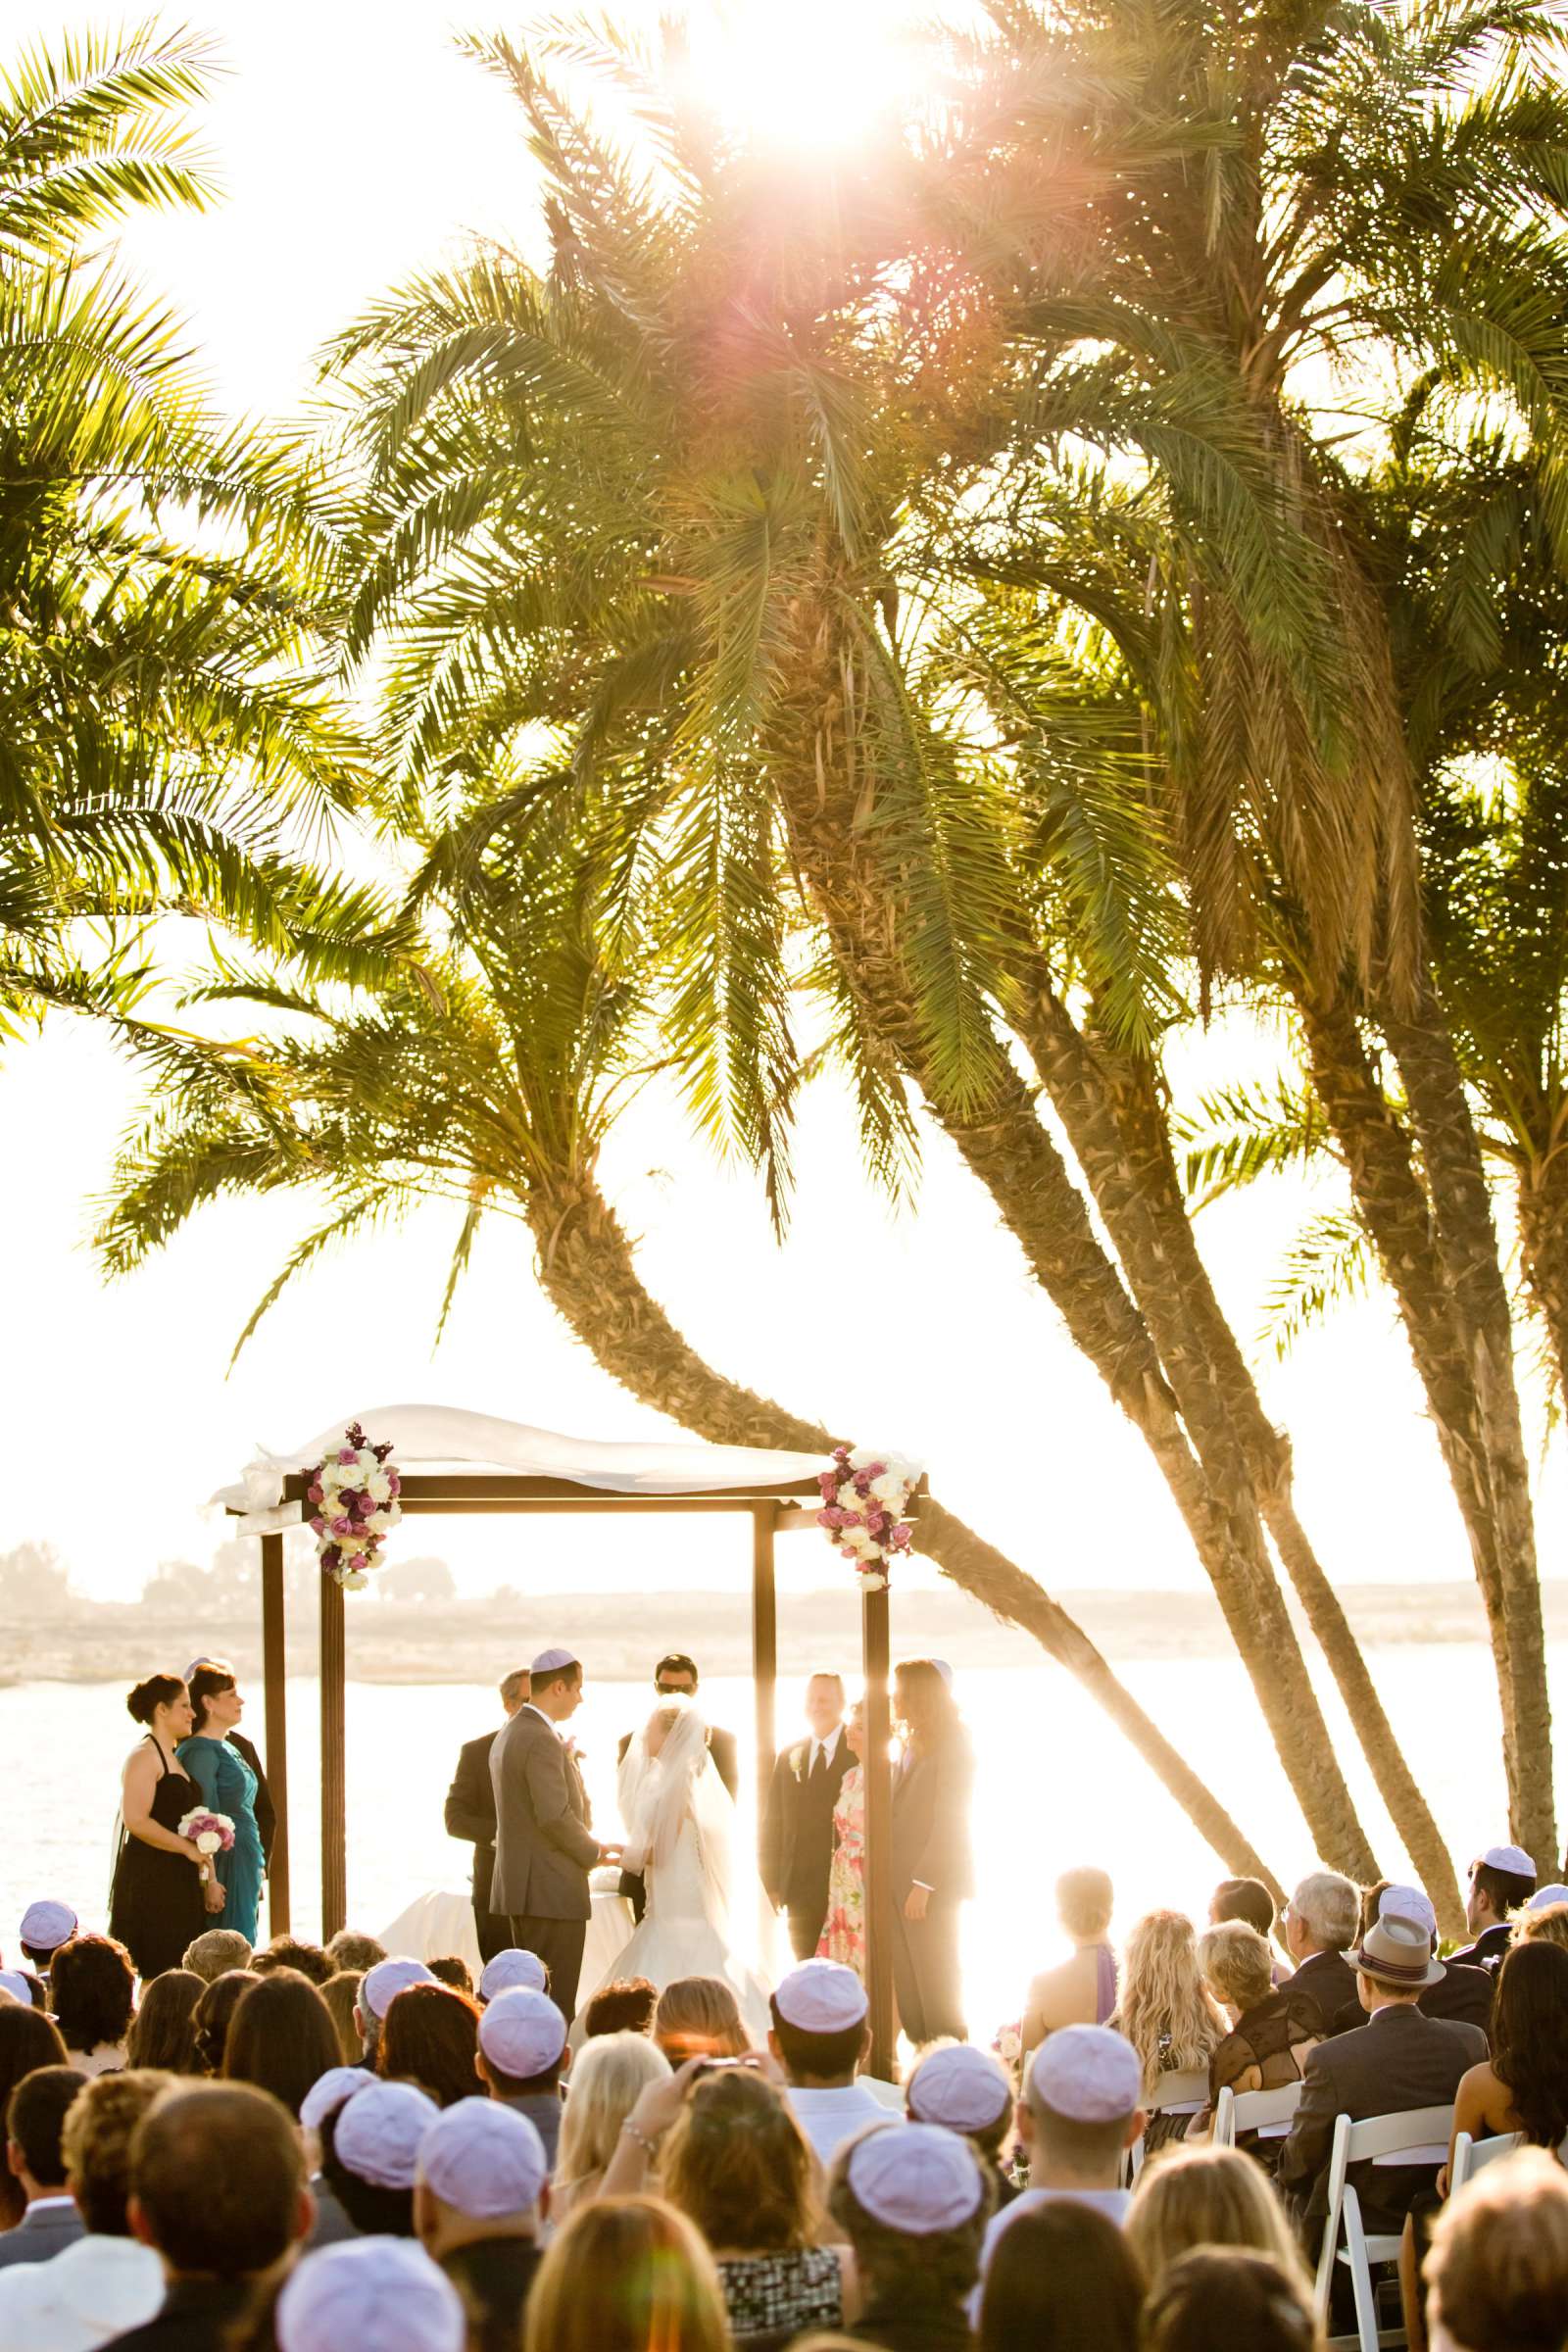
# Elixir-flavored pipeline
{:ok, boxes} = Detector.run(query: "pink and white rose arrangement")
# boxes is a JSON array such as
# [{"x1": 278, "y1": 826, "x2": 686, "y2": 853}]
[
  {"x1": 815, "y1": 1445, "x2": 919, "y2": 1590},
  {"x1": 302, "y1": 1421, "x2": 403, "y2": 1591},
  {"x1": 177, "y1": 1807, "x2": 236, "y2": 1885}
]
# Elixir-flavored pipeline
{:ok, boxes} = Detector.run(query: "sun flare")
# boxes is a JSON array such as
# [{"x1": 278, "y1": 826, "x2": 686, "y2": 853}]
[{"x1": 677, "y1": 0, "x2": 923, "y2": 154}]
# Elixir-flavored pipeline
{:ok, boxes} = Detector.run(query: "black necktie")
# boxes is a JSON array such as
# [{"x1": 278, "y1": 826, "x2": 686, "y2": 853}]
[{"x1": 810, "y1": 1743, "x2": 827, "y2": 1783}]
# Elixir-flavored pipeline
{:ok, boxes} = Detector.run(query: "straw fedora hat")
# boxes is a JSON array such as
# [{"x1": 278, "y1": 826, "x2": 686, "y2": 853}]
[{"x1": 1348, "y1": 1911, "x2": 1446, "y2": 1989}]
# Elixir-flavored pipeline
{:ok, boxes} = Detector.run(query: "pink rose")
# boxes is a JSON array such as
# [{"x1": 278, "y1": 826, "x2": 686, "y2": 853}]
[
  {"x1": 307, "y1": 1482, "x2": 323, "y2": 1502},
  {"x1": 337, "y1": 1446, "x2": 358, "y2": 1465},
  {"x1": 349, "y1": 1552, "x2": 368, "y2": 1570},
  {"x1": 817, "y1": 1471, "x2": 839, "y2": 1500},
  {"x1": 331, "y1": 1515, "x2": 352, "y2": 1536},
  {"x1": 309, "y1": 1515, "x2": 325, "y2": 1535}
]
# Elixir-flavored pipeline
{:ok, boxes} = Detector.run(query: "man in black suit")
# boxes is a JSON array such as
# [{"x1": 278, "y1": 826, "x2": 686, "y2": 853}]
[
  {"x1": 1340, "y1": 1885, "x2": 1493, "y2": 2037},
  {"x1": 760, "y1": 1674, "x2": 854, "y2": 1961},
  {"x1": 1453, "y1": 1844, "x2": 1537, "y2": 1971},
  {"x1": 1281, "y1": 1868, "x2": 1362, "y2": 2034},
  {"x1": 446, "y1": 1667, "x2": 530, "y2": 1964},
  {"x1": 617, "y1": 1653, "x2": 739, "y2": 1924},
  {"x1": 490, "y1": 1649, "x2": 621, "y2": 2021},
  {"x1": 1278, "y1": 1913, "x2": 1488, "y2": 2253},
  {"x1": 890, "y1": 1661, "x2": 974, "y2": 2044},
  {"x1": 0, "y1": 2070, "x2": 84, "y2": 2270}
]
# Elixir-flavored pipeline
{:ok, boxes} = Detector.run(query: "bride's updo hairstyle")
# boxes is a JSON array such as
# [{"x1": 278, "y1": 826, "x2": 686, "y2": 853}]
[
  {"x1": 126, "y1": 1673, "x2": 186, "y2": 1726},
  {"x1": 894, "y1": 1658, "x2": 960, "y2": 1751},
  {"x1": 654, "y1": 1976, "x2": 750, "y2": 2065}
]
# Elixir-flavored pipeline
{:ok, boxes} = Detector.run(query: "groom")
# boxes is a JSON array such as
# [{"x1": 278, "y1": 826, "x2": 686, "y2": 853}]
[{"x1": 490, "y1": 1646, "x2": 620, "y2": 2021}]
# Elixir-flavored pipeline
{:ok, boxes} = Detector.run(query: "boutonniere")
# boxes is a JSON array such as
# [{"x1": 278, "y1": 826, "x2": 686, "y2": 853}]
[{"x1": 789, "y1": 1742, "x2": 808, "y2": 1784}]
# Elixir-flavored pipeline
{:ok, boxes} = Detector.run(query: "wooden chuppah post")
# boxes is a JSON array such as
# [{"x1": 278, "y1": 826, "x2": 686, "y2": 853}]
[
  {"x1": 752, "y1": 1504, "x2": 779, "y2": 1955},
  {"x1": 260, "y1": 1532, "x2": 291, "y2": 1936},
  {"x1": 860, "y1": 1576, "x2": 895, "y2": 2080},
  {"x1": 320, "y1": 1574, "x2": 347, "y2": 1940}
]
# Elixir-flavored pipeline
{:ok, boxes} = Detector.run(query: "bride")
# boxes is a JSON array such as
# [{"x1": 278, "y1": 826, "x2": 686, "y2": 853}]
[{"x1": 579, "y1": 1697, "x2": 771, "y2": 2039}]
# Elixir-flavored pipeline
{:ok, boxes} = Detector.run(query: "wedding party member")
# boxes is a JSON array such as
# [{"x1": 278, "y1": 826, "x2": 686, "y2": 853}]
[
  {"x1": 1281, "y1": 1869, "x2": 1362, "y2": 2035},
  {"x1": 52, "y1": 1937, "x2": 137, "y2": 2078},
  {"x1": 112, "y1": 2082, "x2": 314, "y2": 2352},
  {"x1": 478, "y1": 1947, "x2": 548, "y2": 2003},
  {"x1": 415, "y1": 2097, "x2": 548, "y2": 2352},
  {"x1": 124, "y1": 1972, "x2": 203, "y2": 2075},
  {"x1": 1141, "y1": 2247, "x2": 1319, "y2": 2352},
  {"x1": 818, "y1": 1700, "x2": 867, "y2": 1972},
  {"x1": 1277, "y1": 1912, "x2": 1487, "y2": 2253},
  {"x1": 1127, "y1": 2146, "x2": 1309, "y2": 2298},
  {"x1": 176, "y1": 1665, "x2": 266, "y2": 1946},
  {"x1": 320, "y1": 2080, "x2": 439, "y2": 2239},
  {"x1": 0, "y1": 2069, "x2": 169, "y2": 2348},
  {"x1": 191, "y1": 1971, "x2": 251, "y2": 2078},
  {"x1": 978, "y1": 2027, "x2": 1145, "y2": 2290},
  {"x1": 1425, "y1": 2150, "x2": 1568, "y2": 2352},
  {"x1": 582, "y1": 1977, "x2": 658, "y2": 2038},
  {"x1": 181, "y1": 1931, "x2": 251, "y2": 1984},
  {"x1": 761, "y1": 1675, "x2": 855, "y2": 1963},
  {"x1": 1108, "y1": 1912, "x2": 1226, "y2": 2154},
  {"x1": 654, "y1": 1976, "x2": 751, "y2": 2065},
  {"x1": 444, "y1": 1668, "x2": 528, "y2": 1965},
  {"x1": 890, "y1": 1659, "x2": 975, "y2": 2045},
  {"x1": 1021, "y1": 1868, "x2": 1118, "y2": 2057},
  {"x1": 768, "y1": 1960, "x2": 884, "y2": 2167},
  {"x1": 0, "y1": 2068, "x2": 85, "y2": 2267},
  {"x1": 354, "y1": 1957, "x2": 437, "y2": 2070},
  {"x1": 906, "y1": 2043, "x2": 1018, "y2": 2209},
  {"x1": 619, "y1": 1655, "x2": 740, "y2": 1925},
  {"x1": 108, "y1": 1677, "x2": 209, "y2": 1982},
  {"x1": 827, "y1": 2121, "x2": 992, "y2": 2351},
  {"x1": 662, "y1": 2067, "x2": 856, "y2": 2342},
  {"x1": 277, "y1": 2238, "x2": 464, "y2": 2352},
  {"x1": 474, "y1": 1987, "x2": 568, "y2": 2169},
  {"x1": 1194, "y1": 1922, "x2": 1322, "y2": 2147},
  {"x1": 977, "y1": 2200, "x2": 1144, "y2": 2352},
  {"x1": 19, "y1": 1901, "x2": 78, "y2": 1989},
  {"x1": 223, "y1": 1971, "x2": 341, "y2": 2119},
  {"x1": 1444, "y1": 1939, "x2": 1568, "y2": 2172},
  {"x1": 489, "y1": 1648, "x2": 619, "y2": 2023},
  {"x1": 182, "y1": 1657, "x2": 277, "y2": 1875},
  {"x1": 378, "y1": 1983, "x2": 482, "y2": 2109},
  {"x1": 552, "y1": 2031, "x2": 671, "y2": 2221},
  {"x1": 1455, "y1": 1844, "x2": 1538, "y2": 1971},
  {"x1": 522, "y1": 2197, "x2": 732, "y2": 2352}
]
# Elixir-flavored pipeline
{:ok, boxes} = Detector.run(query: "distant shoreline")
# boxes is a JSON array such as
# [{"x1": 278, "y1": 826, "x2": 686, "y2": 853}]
[{"x1": 5, "y1": 1580, "x2": 1558, "y2": 1688}]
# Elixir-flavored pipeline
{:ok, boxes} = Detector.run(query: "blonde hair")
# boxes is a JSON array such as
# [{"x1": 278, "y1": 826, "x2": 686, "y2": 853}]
[
  {"x1": 1109, "y1": 1911, "x2": 1226, "y2": 2090},
  {"x1": 1426, "y1": 2148, "x2": 1568, "y2": 2352},
  {"x1": 1514, "y1": 1903, "x2": 1568, "y2": 1954},
  {"x1": 554, "y1": 2031, "x2": 671, "y2": 2216},
  {"x1": 655, "y1": 1976, "x2": 750, "y2": 2064},
  {"x1": 320, "y1": 1971, "x2": 365, "y2": 2065},
  {"x1": 1129, "y1": 2145, "x2": 1309, "y2": 2296},
  {"x1": 1057, "y1": 1868, "x2": 1114, "y2": 1942},
  {"x1": 1199, "y1": 1921, "x2": 1274, "y2": 2014},
  {"x1": 522, "y1": 2195, "x2": 731, "y2": 2352}
]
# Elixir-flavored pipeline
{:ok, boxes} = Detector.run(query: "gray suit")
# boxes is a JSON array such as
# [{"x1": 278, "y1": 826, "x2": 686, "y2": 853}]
[
  {"x1": 0, "y1": 2199, "x2": 84, "y2": 2267},
  {"x1": 1278, "y1": 2001, "x2": 1488, "y2": 2242},
  {"x1": 490, "y1": 1706, "x2": 600, "y2": 2021}
]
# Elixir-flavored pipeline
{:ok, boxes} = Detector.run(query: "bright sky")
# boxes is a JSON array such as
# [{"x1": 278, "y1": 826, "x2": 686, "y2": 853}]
[{"x1": 5, "y1": 1, "x2": 1562, "y2": 1607}]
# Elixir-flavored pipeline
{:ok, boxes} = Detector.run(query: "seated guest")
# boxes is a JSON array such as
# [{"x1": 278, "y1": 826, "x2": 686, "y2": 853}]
[
  {"x1": 1209, "y1": 1879, "x2": 1277, "y2": 1938},
  {"x1": 1425, "y1": 2148, "x2": 1568, "y2": 2352},
  {"x1": 0, "y1": 2070, "x2": 169, "y2": 2348},
  {"x1": 477, "y1": 1948, "x2": 548, "y2": 2004},
  {"x1": 179, "y1": 1932, "x2": 251, "y2": 1986},
  {"x1": 0, "y1": 2069, "x2": 87, "y2": 2267},
  {"x1": 111, "y1": 2082, "x2": 315, "y2": 2352},
  {"x1": 323, "y1": 1931, "x2": 385, "y2": 1975},
  {"x1": 51, "y1": 1936, "x2": 135, "y2": 2078},
  {"x1": 4, "y1": 1971, "x2": 47, "y2": 2010},
  {"x1": 663, "y1": 2067, "x2": 855, "y2": 2341},
  {"x1": 1445, "y1": 1938, "x2": 1568, "y2": 2176},
  {"x1": 978, "y1": 2199, "x2": 1143, "y2": 2352},
  {"x1": 1277, "y1": 1912, "x2": 1486, "y2": 2254},
  {"x1": 1513, "y1": 1895, "x2": 1568, "y2": 1954},
  {"x1": 978, "y1": 2026, "x2": 1145, "y2": 2288},
  {"x1": 354, "y1": 1957, "x2": 437, "y2": 2071},
  {"x1": 1281, "y1": 1869, "x2": 1362, "y2": 2034},
  {"x1": 1108, "y1": 1912, "x2": 1226, "y2": 2154},
  {"x1": 906, "y1": 2043, "x2": 1019, "y2": 2209},
  {"x1": 0, "y1": 2006, "x2": 71, "y2": 2229},
  {"x1": 522, "y1": 2196, "x2": 731, "y2": 2352},
  {"x1": 319, "y1": 1972, "x2": 364, "y2": 2065},
  {"x1": 250, "y1": 1937, "x2": 333, "y2": 1987},
  {"x1": 583, "y1": 1977, "x2": 658, "y2": 2038},
  {"x1": 552, "y1": 2031, "x2": 671, "y2": 2220},
  {"x1": 655, "y1": 1976, "x2": 750, "y2": 2066},
  {"x1": 277, "y1": 2237, "x2": 464, "y2": 2352},
  {"x1": 190, "y1": 1971, "x2": 250, "y2": 2078},
  {"x1": 1128, "y1": 2145, "x2": 1309, "y2": 2296},
  {"x1": 828, "y1": 2121, "x2": 992, "y2": 2350},
  {"x1": 223, "y1": 1972, "x2": 342, "y2": 2121},
  {"x1": 125, "y1": 1974, "x2": 203, "y2": 2076},
  {"x1": 298, "y1": 2073, "x2": 369, "y2": 2248},
  {"x1": 319, "y1": 2080, "x2": 438, "y2": 2239},
  {"x1": 474, "y1": 1988, "x2": 568, "y2": 2168},
  {"x1": 1455, "y1": 1846, "x2": 1538, "y2": 1972},
  {"x1": 766, "y1": 1961, "x2": 882, "y2": 2168},
  {"x1": 1194, "y1": 1922, "x2": 1321, "y2": 2146},
  {"x1": 1364, "y1": 1886, "x2": 1493, "y2": 2034},
  {"x1": 20, "y1": 1903, "x2": 79, "y2": 1991},
  {"x1": 1021, "y1": 1868, "x2": 1117, "y2": 2058},
  {"x1": 425, "y1": 1956, "x2": 472, "y2": 1996},
  {"x1": 1141, "y1": 2246, "x2": 1319, "y2": 2352},
  {"x1": 379, "y1": 1984, "x2": 482, "y2": 2110},
  {"x1": 415, "y1": 2098, "x2": 547, "y2": 2352}
]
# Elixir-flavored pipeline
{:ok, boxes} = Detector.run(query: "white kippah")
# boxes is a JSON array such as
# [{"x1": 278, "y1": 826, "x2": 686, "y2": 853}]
[
  {"x1": 907, "y1": 2042, "x2": 1012, "y2": 2132},
  {"x1": 1378, "y1": 1884, "x2": 1437, "y2": 1940},
  {"x1": 479, "y1": 1947, "x2": 548, "y2": 2001},
  {"x1": 0, "y1": 1971, "x2": 30, "y2": 2004},
  {"x1": 529, "y1": 1645, "x2": 578, "y2": 1675},
  {"x1": 1029, "y1": 2025, "x2": 1143, "y2": 2123},
  {"x1": 300, "y1": 2066, "x2": 372, "y2": 2134},
  {"x1": 1481, "y1": 1844, "x2": 1537, "y2": 1878},
  {"x1": 774, "y1": 1959, "x2": 868, "y2": 2034},
  {"x1": 1530, "y1": 1884, "x2": 1568, "y2": 1912},
  {"x1": 20, "y1": 1901, "x2": 76, "y2": 1950},
  {"x1": 361, "y1": 1956, "x2": 437, "y2": 2020},
  {"x1": 848, "y1": 2122, "x2": 984, "y2": 2231},
  {"x1": 418, "y1": 2097, "x2": 548, "y2": 2219},
  {"x1": 333, "y1": 2080, "x2": 440, "y2": 2190},
  {"x1": 477, "y1": 1985, "x2": 565, "y2": 2078},
  {"x1": 277, "y1": 2239, "x2": 463, "y2": 2352}
]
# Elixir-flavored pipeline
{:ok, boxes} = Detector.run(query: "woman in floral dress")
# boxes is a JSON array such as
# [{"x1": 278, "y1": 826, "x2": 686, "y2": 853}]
[{"x1": 816, "y1": 1701, "x2": 866, "y2": 1974}]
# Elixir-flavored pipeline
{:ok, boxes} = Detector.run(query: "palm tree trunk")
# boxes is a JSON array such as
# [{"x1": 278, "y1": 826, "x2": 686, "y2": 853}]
[
  {"x1": 1012, "y1": 973, "x2": 1462, "y2": 1928},
  {"x1": 1378, "y1": 978, "x2": 1555, "y2": 1866},
  {"x1": 1517, "y1": 1146, "x2": 1568, "y2": 1416},
  {"x1": 523, "y1": 1161, "x2": 1281, "y2": 1893}
]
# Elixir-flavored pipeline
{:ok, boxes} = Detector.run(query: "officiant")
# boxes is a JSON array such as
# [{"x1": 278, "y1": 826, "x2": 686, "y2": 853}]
[
  {"x1": 616, "y1": 1654, "x2": 739, "y2": 1923},
  {"x1": 760, "y1": 1673, "x2": 854, "y2": 1961}
]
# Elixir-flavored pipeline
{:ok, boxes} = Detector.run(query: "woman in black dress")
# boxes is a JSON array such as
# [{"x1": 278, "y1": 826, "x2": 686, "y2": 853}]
[{"x1": 109, "y1": 1674, "x2": 211, "y2": 1980}]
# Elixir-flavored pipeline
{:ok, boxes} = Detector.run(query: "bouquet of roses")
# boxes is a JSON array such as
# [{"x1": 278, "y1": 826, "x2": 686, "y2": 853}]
[
  {"x1": 992, "y1": 2018, "x2": 1024, "y2": 2076},
  {"x1": 302, "y1": 1420, "x2": 403, "y2": 1590},
  {"x1": 177, "y1": 1808, "x2": 236, "y2": 1885},
  {"x1": 815, "y1": 1445, "x2": 919, "y2": 1590}
]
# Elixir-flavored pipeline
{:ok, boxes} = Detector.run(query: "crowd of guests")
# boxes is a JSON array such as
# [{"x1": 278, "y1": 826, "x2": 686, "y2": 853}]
[{"x1": 6, "y1": 1841, "x2": 1568, "y2": 2350}]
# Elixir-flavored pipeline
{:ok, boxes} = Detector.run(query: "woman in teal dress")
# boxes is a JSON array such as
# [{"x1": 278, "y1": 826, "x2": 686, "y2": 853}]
[{"x1": 176, "y1": 1661, "x2": 266, "y2": 1943}]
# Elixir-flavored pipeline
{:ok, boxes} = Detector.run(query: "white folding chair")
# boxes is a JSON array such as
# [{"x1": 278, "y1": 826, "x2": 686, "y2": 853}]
[
  {"x1": 1447, "y1": 2128, "x2": 1521, "y2": 2195},
  {"x1": 1314, "y1": 2103, "x2": 1454, "y2": 2352},
  {"x1": 1212, "y1": 2080, "x2": 1303, "y2": 2150},
  {"x1": 1128, "y1": 2068, "x2": 1210, "y2": 2179}
]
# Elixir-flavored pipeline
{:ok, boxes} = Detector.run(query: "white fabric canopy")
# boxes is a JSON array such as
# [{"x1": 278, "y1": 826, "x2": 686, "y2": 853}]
[{"x1": 214, "y1": 1402, "x2": 837, "y2": 1512}]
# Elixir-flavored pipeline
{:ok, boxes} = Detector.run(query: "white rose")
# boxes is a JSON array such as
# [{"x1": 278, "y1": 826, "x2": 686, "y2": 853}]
[
  {"x1": 847, "y1": 1446, "x2": 876, "y2": 1471},
  {"x1": 367, "y1": 1470, "x2": 391, "y2": 1503},
  {"x1": 357, "y1": 1447, "x2": 376, "y2": 1468},
  {"x1": 869, "y1": 1473, "x2": 906, "y2": 1506},
  {"x1": 342, "y1": 1571, "x2": 369, "y2": 1591}
]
